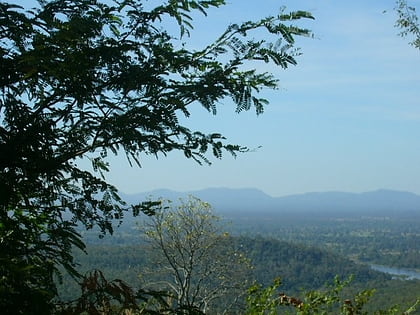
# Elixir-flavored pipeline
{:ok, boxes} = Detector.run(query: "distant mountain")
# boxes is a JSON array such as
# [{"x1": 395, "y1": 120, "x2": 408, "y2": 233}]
[
  {"x1": 121, "y1": 187, "x2": 276, "y2": 212},
  {"x1": 121, "y1": 188, "x2": 420, "y2": 216}
]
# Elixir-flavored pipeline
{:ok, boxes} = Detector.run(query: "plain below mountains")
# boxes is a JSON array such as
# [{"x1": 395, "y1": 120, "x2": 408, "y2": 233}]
[{"x1": 121, "y1": 188, "x2": 420, "y2": 217}]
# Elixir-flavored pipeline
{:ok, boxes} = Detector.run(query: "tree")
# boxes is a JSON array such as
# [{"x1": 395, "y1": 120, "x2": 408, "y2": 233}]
[
  {"x1": 245, "y1": 277, "x2": 419, "y2": 315},
  {"x1": 394, "y1": 0, "x2": 420, "y2": 49},
  {"x1": 0, "y1": 0, "x2": 313, "y2": 312},
  {"x1": 140, "y1": 197, "x2": 252, "y2": 314}
]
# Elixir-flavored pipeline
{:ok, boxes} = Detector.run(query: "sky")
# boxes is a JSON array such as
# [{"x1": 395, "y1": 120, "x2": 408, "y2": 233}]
[{"x1": 104, "y1": 0, "x2": 420, "y2": 197}]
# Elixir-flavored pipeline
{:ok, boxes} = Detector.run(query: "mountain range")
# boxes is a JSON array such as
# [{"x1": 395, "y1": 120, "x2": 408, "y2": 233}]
[{"x1": 121, "y1": 188, "x2": 420, "y2": 217}]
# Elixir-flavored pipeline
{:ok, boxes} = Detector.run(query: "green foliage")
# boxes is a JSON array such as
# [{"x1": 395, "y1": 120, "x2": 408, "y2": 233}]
[
  {"x1": 394, "y1": 0, "x2": 420, "y2": 49},
  {"x1": 56, "y1": 236, "x2": 420, "y2": 314},
  {"x1": 246, "y1": 278, "x2": 284, "y2": 315},
  {"x1": 140, "y1": 197, "x2": 251, "y2": 313},
  {"x1": 245, "y1": 276, "x2": 418, "y2": 315},
  {"x1": 227, "y1": 212, "x2": 420, "y2": 270},
  {"x1": 236, "y1": 236, "x2": 390, "y2": 292},
  {"x1": 0, "y1": 0, "x2": 313, "y2": 311}
]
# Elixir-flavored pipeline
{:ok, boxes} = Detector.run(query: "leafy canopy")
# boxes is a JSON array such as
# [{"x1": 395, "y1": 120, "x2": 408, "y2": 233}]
[{"x1": 0, "y1": 0, "x2": 313, "y2": 312}]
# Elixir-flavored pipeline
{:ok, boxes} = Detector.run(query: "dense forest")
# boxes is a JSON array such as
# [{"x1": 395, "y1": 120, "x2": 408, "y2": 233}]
[
  {"x1": 82, "y1": 200, "x2": 420, "y2": 270},
  {"x1": 58, "y1": 235, "x2": 420, "y2": 313},
  {"x1": 2, "y1": 0, "x2": 420, "y2": 313},
  {"x1": 225, "y1": 211, "x2": 420, "y2": 269},
  {"x1": 60, "y1": 204, "x2": 420, "y2": 313}
]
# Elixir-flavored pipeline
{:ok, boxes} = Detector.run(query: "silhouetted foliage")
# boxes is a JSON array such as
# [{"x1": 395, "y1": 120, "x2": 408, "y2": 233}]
[
  {"x1": 0, "y1": 0, "x2": 313, "y2": 311},
  {"x1": 395, "y1": 0, "x2": 420, "y2": 49}
]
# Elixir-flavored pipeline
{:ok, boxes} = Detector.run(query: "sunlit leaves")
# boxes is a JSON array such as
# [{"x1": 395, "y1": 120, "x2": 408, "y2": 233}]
[
  {"x1": 245, "y1": 276, "x2": 409, "y2": 315},
  {"x1": 140, "y1": 197, "x2": 251, "y2": 312}
]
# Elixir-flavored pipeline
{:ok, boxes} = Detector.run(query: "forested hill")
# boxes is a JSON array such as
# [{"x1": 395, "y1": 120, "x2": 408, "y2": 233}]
[
  {"x1": 58, "y1": 235, "x2": 390, "y2": 300},
  {"x1": 121, "y1": 188, "x2": 420, "y2": 216},
  {"x1": 234, "y1": 236, "x2": 389, "y2": 291}
]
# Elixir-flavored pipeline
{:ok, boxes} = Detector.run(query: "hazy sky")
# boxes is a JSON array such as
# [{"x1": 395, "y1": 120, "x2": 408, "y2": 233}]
[{"x1": 103, "y1": 0, "x2": 420, "y2": 197}]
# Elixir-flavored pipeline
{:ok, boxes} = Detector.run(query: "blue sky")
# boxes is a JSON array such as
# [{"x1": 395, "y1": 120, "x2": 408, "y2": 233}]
[{"x1": 105, "y1": 0, "x2": 420, "y2": 197}]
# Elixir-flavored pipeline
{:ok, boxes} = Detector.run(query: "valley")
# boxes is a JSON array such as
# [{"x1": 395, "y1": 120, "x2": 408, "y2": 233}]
[{"x1": 62, "y1": 188, "x2": 420, "y2": 312}]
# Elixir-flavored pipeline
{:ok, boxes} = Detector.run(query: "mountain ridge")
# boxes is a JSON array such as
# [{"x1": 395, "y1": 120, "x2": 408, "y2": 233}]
[{"x1": 121, "y1": 188, "x2": 420, "y2": 216}]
